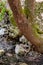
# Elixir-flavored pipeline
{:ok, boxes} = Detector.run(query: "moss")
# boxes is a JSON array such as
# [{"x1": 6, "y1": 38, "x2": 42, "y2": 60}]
[{"x1": 0, "y1": 1, "x2": 6, "y2": 21}]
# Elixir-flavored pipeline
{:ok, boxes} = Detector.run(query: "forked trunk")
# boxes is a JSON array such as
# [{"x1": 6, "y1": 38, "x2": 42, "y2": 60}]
[{"x1": 8, "y1": 0, "x2": 43, "y2": 53}]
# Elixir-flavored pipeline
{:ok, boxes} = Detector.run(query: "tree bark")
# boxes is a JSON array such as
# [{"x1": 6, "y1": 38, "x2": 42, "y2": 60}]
[{"x1": 8, "y1": 0, "x2": 43, "y2": 53}]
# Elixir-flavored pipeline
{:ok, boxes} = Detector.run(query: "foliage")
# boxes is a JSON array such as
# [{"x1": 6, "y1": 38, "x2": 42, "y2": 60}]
[
  {"x1": 8, "y1": 10, "x2": 17, "y2": 26},
  {"x1": 0, "y1": 1, "x2": 17, "y2": 26},
  {"x1": 34, "y1": 2, "x2": 43, "y2": 37},
  {"x1": 0, "y1": 1, "x2": 6, "y2": 21},
  {"x1": 35, "y1": 2, "x2": 43, "y2": 16}
]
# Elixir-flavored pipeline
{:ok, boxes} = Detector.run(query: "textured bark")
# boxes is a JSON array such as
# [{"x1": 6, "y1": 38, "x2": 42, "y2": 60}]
[{"x1": 8, "y1": 0, "x2": 43, "y2": 53}]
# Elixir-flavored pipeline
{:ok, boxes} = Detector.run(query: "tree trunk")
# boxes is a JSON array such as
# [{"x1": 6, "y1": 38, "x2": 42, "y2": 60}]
[{"x1": 8, "y1": 0, "x2": 43, "y2": 53}]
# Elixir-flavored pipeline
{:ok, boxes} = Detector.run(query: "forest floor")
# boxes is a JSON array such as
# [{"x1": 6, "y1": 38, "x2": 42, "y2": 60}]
[{"x1": 0, "y1": 16, "x2": 43, "y2": 65}]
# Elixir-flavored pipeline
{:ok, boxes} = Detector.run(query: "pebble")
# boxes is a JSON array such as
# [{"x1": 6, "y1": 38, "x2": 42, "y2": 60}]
[
  {"x1": 0, "y1": 49, "x2": 5, "y2": 56},
  {"x1": 15, "y1": 44, "x2": 25, "y2": 54},
  {"x1": 19, "y1": 63, "x2": 27, "y2": 65},
  {"x1": 0, "y1": 28, "x2": 6, "y2": 35},
  {"x1": 19, "y1": 35, "x2": 27, "y2": 43}
]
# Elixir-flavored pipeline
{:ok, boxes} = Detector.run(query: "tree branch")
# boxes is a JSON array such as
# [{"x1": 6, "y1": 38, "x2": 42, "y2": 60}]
[{"x1": 24, "y1": 0, "x2": 35, "y2": 22}]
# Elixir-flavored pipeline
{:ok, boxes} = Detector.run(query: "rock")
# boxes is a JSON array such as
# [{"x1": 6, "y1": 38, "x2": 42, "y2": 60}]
[
  {"x1": 19, "y1": 62, "x2": 27, "y2": 65},
  {"x1": 0, "y1": 37, "x2": 14, "y2": 54},
  {"x1": 0, "y1": 28, "x2": 6, "y2": 35},
  {"x1": 15, "y1": 43, "x2": 31, "y2": 55},
  {"x1": 0, "y1": 27, "x2": 8, "y2": 36},
  {"x1": 15, "y1": 44, "x2": 25, "y2": 55},
  {"x1": 19, "y1": 35, "x2": 27, "y2": 43},
  {"x1": 6, "y1": 53, "x2": 13, "y2": 57},
  {"x1": 0, "y1": 49, "x2": 5, "y2": 56}
]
